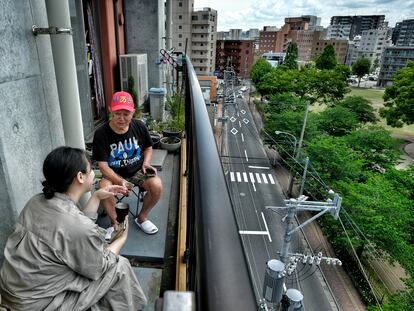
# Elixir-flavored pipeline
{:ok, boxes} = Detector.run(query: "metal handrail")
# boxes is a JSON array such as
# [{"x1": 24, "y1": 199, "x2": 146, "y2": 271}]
[{"x1": 184, "y1": 56, "x2": 257, "y2": 310}]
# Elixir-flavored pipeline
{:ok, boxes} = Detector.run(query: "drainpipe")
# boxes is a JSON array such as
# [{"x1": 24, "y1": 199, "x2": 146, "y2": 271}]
[
  {"x1": 113, "y1": 0, "x2": 120, "y2": 90},
  {"x1": 45, "y1": 0, "x2": 85, "y2": 149},
  {"x1": 45, "y1": 0, "x2": 90, "y2": 205}
]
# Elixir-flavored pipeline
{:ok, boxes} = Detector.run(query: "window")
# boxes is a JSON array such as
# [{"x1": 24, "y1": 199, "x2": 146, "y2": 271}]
[
  {"x1": 192, "y1": 15, "x2": 198, "y2": 21},
  {"x1": 179, "y1": 15, "x2": 182, "y2": 19},
  {"x1": 202, "y1": 14, "x2": 208, "y2": 20},
  {"x1": 179, "y1": 34, "x2": 182, "y2": 38},
  {"x1": 179, "y1": 25, "x2": 182, "y2": 29},
  {"x1": 179, "y1": 43, "x2": 182, "y2": 46}
]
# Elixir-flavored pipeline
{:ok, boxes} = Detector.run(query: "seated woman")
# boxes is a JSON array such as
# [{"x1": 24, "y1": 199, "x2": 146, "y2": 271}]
[{"x1": 0, "y1": 146, "x2": 147, "y2": 311}]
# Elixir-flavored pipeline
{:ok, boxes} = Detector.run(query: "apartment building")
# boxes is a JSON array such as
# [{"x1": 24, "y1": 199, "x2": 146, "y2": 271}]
[
  {"x1": 258, "y1": 28, "x2": 279, "y2": 53},
  {"x1": 191, "y1": 8, "x2": 217, "y2": 75},
  {"x1": 357, "y1": 28, "x2": 391, "y2": 65},
  {"x1": 330, "y1": 15, "x2": 385, "y2": 39},
  {"x1": 378, "y1": 47, "x2": 414, "y2": 87},
  {"x1": 171, "y1": 0, "x2": 194, "y2": 55},
  {"x1": 346, "y1": 35, "x2": 361, "y2": 66},
  {"x1": 394, "y1": 19, "x2": 414, "y2": 46},
  {"x1": 311, "y1": 39, "x2": 349, "y2": 64},
  {"x1": 215, "y1": 40, "x2": 254, "y2": 79}
]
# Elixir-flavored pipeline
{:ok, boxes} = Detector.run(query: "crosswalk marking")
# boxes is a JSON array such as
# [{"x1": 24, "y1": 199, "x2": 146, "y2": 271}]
[
  {"x1": 249, "y1": 172, "x2": 255, "y2": 183},
  {"x1": 261, "y1": 173, "x2": 268, "y2": 184},
  {"x1": 229, "y1": 171, "x2": 276, "y2": 185},
  {"x1": 236, "y1": 172, "x2": 242, "y2": 182}
]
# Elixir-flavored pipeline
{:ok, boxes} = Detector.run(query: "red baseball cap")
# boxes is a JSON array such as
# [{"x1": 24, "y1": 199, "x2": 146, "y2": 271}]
[{"x1": 111, "y1": 91, "x2": 135, "y2": 112}]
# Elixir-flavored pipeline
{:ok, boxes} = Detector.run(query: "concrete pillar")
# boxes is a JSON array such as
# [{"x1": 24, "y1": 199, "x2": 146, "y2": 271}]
[{"x1": 124, "y1": 0, "x2": 165, "y2": 89}]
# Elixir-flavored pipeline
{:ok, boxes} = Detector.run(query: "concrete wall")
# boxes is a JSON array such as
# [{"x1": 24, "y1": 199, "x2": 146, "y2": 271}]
[
  {"x1": 124, "y1": 0, "x2": 164, "y2": 89},
  {"x1": 0, "y1": 0, "x2": 64, "y2": 263}
]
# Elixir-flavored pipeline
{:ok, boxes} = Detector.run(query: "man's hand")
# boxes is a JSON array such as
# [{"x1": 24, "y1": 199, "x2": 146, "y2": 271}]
[{"x1": 142, "y1": 163, "x2": 157, "y2": 175}]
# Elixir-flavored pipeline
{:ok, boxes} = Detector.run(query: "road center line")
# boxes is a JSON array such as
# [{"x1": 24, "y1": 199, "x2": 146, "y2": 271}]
[
  {"x1": 248, "y1": 166, "x2": 270, "y2": 169},
  {"x1": 261, "y1": 212, "x2": 272, "y2": 242},
  {"x1": 239, "y1": 230, "x2": 269, "y2": 236},
  {"x1": 241, "y1": 133, "x2": 244, "y2": 142},
  {"x1": 244, "y1": 150, "x2": 249, "y2": 162},
  {"x1": 239, "y1": 121, "x2": 242, "y2": 128}
]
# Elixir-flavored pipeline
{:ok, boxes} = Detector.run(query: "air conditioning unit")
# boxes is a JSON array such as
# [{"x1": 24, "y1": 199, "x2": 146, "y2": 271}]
[{"x1": 120, "y1": 54, "x2": 148, "y2": 108}]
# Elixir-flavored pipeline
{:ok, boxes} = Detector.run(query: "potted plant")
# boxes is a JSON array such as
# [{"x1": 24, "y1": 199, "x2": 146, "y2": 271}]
[{"x1": 162, "y1": 90, "x2": 184, "y2": 138}]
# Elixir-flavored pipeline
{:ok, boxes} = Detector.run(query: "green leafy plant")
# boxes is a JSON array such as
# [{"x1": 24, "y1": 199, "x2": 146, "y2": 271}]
[
  {"x1": 166, "y1": 90, "x2": 185, "y2": 130},
  {"x1": 128, "y1": 75, "x2": 142, "y2": 118}
]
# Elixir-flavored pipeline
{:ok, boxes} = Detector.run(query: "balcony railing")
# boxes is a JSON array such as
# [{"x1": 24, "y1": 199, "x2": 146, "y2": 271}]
[{"x1": 183, "y1": 57, "x2": 257, "y2": 310}]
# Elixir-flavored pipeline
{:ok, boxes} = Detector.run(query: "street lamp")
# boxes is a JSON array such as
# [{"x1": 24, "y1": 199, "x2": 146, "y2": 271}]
[{"x1": 274, "y1": 131, "x2": 297, "y2": 158}]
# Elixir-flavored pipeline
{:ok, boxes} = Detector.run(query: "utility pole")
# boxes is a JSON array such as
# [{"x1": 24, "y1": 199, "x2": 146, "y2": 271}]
[
  {"x1": 296, "y1": 101, "x2": 309, "y2": 159},
  {"x1": 262, "y1": 192, "x2": 343, "y2": 308}
]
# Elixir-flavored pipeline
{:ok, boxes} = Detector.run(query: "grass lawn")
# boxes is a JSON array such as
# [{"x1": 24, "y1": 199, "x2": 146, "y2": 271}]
[{"x1": 348, "y1": 87, "x2": 414, "y2": 137}]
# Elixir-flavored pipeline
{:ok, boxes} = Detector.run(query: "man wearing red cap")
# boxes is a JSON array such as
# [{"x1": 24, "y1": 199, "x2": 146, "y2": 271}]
[{"x1": 93, "y1": 91, "x2": 162, "y2": 234}]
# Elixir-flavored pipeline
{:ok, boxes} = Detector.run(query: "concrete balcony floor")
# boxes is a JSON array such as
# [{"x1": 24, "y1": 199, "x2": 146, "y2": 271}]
[{"x1": 96, "y1": 149, "x2": 180, "y2": 311}]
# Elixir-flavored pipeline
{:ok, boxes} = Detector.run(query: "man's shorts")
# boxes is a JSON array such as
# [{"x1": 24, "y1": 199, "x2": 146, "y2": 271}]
[{"x1": 126, "y1": 169, "x2": 154, "y2": 188}]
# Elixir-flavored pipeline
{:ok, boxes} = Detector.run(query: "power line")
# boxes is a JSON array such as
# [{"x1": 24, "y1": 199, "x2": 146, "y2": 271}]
[{"x1": 338, "y1": 216, "x2": 383, "y2": 310}]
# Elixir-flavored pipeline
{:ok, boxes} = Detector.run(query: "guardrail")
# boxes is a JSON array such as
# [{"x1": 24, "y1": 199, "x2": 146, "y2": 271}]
[{"x1": 183, "y1": 57, "x2": 257, "y2": 310}]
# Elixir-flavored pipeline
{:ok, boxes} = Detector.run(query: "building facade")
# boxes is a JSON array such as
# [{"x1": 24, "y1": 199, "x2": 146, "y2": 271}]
[
  {"x1": 215, "y1": 40, "x2": 254, "y2": 79},
  {"x1": 311, "y1": 38, "x2": 349, "y2": 64},
  {"x1": 378, "y1": 46, "x2": 414, "y2": 87},
  {"x1": 357, "y1": 28, "x2": 391, "y2": 66},
  {"x1": 395, "y1": 19, "x2": 414, "y2": 46},
  {"x1": 171, "y1": 0, "x2": 194, "y2": 55},
  {"x1": 330, "y1": 15, "x2": 385, "y2": 39},
  {"x1": 191, "y1": 7, "x2": 217, "y2": 75}
]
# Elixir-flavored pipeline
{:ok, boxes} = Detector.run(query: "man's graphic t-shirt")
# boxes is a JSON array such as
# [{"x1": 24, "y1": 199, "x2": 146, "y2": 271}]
[{"x1": 92, "y1": 119, "x2": 153, "y2": 178}]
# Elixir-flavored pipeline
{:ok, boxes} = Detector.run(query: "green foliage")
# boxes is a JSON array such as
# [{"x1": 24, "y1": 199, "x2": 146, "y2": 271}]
[
  {"x1": 338, "y1": 96, "x2": 377, "y2": 123},
  {"x1": 250, "y1": 58, "x2": 273, "y2": 85},
  {"x1": 305, "y1": 136, "x2": 364, "y2": 181},
  {"x1": 315, "y1": 44, "x2": 337, "y2": 70},
  {"x1": 127, "y1": 75, "x2": 140, "y2": 116},
  {"x1": 317, "y1": 106, "x2": 360, "y2": 136},
  {"x1": 335, "y1": 64, "x2": 352, "y2": 80},
  {"x1": 352, "y1": 58, "x2": 371, "y2": 87},
  {"x1": 284, "y1": 42, "x2": 298, "y2": 70},
  {"x1": 343, "y1": 126, "x2": 401, "y2": 168},
  {"x1": 380, "y1": 61, "x2": 414, "y2": 127},
  {"x1": 314, "y1": 68, "x2": 350, "y2": 104},
  {"x1": 266, "y1": 93, "x2": 305, "y2": 114},
  {"x1": 166, "y1": 91, "x2": 185, "y2": 130},
  {"x1": 256, "y1": 68, "x2": 294, "y2": 96}
]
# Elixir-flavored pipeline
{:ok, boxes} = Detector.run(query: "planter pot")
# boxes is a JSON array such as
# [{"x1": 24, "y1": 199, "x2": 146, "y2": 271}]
[
  {"x1": 150, "y1": 133, "x2": 161, "y2": 149},
  {"x1": 160, "y1": 136, "x2": 181, "y2": 152},
  {"x1": 162, "y1": 127, "x2": 182, "y2": 138}
]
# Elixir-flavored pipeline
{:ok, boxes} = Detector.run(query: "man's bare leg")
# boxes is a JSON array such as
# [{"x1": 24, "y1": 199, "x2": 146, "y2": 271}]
[{"x1": 136, "y1": 176, "x2": 162, "y2": 223}]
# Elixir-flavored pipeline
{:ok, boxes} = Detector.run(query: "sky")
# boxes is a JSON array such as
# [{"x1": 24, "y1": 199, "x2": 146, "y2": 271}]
[{"x1": 194, "y1": 0, "x2": 414, "y2": 31}]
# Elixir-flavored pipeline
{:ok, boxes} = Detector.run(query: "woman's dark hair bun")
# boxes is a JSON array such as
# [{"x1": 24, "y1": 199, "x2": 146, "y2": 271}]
[{"x1": 42, "y1": 181, "x2": 56, "y2": 199}]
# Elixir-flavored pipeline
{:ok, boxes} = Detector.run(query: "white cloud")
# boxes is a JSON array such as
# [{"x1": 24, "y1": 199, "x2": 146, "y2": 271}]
[{"x1": 194, "y1": 0, "x2": 414, "y2": 30}]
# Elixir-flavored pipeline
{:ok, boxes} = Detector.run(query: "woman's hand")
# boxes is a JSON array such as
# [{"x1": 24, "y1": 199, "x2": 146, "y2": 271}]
[{"x1": 94, "y1": 185, "x2": 128, "y2": 200}]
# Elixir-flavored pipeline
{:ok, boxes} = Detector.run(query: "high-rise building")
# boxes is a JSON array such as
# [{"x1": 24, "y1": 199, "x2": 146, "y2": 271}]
[
  {"x1": 394, "y1": 19, "x2": 414, "y2": 46},
  {"x1": 171, "y1": 0, "x2": 194, "y2": 55},
  {"x1": 330, "y1": 15, "x2": 385, "y2": 39},
  {"x1": 357, "y1": 28, "x2": 391, "y2": 65},
  {"x1": 191, "y1": 8, "x2": 217, "y2": 75},
  {"x1": 346, "y1": 35, "x2": 361, "y2": 66},
  {"x1": 311, "y1": 38, "x2": 349, "y2": 64}
]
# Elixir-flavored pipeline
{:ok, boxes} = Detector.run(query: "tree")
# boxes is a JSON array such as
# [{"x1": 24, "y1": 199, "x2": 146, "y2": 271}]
[
  {"x1": 343, "y1": 125, "x2": 401, "y2": 169},
  {"x1": 338, "y1": 96, "x2": 377, "y2": 123},
  {"x1": 284, "y1": 42, "x2": 298, "y2": 70},
  {"x1": 256, "y1": 68, "x2": 294, "y2": 96},
  {"x1": 317, "y1": 106, "x2": 360, "y2": 136},
  {"x1": 266, "y1": 93, "x2": 305, "y2": 114},
  {"x1": 314, "y1": 68, "x2": 350, "y2": 104},
  {"x1": 380, "y1": 61, "x2": 414, "y2": 127},
  {"x1": 315, "y1": 44, "x2": 337, "y2": 70},
  {"x1": 352, "y1": 57, "x2": 371, "y2": 87},
  {"x1": 250, "y1": 58, "x2": 273, "y2": 85},
  {"x1": 305, "y1": 136, "x2": 364, "y2": 181}
]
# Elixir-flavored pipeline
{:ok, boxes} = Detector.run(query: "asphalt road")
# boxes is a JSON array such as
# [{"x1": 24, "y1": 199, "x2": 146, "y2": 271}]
[{"x1": 220, "y1": 88, "x2": 338, "y2": 310}]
